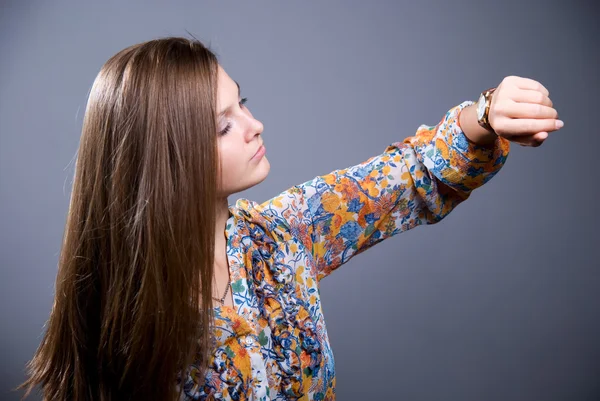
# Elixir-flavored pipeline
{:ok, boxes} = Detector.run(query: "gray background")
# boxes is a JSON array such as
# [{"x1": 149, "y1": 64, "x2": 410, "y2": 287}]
[{"x1": 1, "y1": 0, "x2": 599, "y2": 400}]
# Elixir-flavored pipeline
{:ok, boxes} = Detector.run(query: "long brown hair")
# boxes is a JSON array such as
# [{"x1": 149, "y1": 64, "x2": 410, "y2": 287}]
[{"x1": 17, "y1": 36, "x2": 220, "y2": 400}]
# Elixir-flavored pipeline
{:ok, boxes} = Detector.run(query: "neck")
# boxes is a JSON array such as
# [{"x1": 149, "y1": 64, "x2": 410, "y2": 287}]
[
  {"x1": 215, "y1": 196, "x2": 230, "y2": 260},
  {"x1": 215, "y1": 198, "x2": 229, "y2": 245},
  {"x1": 213, "y1": 196, "x2": 231, "y2": 304}
]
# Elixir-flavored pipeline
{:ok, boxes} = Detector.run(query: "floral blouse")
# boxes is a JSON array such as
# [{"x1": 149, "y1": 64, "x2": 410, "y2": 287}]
[{"x1": 177, "y1": 100, "x2": 511, "y2": 400}]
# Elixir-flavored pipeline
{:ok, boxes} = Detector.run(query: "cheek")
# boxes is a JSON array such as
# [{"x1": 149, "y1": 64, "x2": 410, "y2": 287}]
[{"x1": 218, "y1": 142, "x2": 244, "y2": 178}]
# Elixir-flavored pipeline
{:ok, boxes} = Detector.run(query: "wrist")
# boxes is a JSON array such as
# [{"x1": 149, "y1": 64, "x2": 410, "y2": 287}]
[{"x1": 458, "y1": 104, "x2": 498, "y2": 147}]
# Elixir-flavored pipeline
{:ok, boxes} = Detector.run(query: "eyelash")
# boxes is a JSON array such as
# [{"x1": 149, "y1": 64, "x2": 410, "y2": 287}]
[{"x1": 219, "y1": 97, "x2": 248, "y2": 136}]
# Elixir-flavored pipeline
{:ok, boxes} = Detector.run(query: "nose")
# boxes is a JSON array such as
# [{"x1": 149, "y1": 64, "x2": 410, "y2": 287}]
[
  {"x1": 253, "y1": 118, "x2": 264, "y2": 135},
  {"x1": 245, "y1": 110, "x2": 264, "y2": 141}
]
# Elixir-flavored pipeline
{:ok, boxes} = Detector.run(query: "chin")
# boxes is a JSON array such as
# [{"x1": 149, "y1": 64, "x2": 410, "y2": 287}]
[
  {"x1": 252, "y1": 158, "x2": 270, "y2": 185},
  {"x1": 224, "y1": 159, "x2": 271, "y2": 195}
]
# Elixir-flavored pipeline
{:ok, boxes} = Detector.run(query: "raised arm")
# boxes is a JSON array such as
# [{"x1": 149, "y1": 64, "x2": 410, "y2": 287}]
[{"x1": 257, "y1": 100, "x2": 510, "y2": 282}]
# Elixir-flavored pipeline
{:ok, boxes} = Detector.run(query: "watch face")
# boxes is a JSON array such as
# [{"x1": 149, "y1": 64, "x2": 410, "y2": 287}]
[{"x1": 477, "y1": 94, "x2": 486, "y2": 120}]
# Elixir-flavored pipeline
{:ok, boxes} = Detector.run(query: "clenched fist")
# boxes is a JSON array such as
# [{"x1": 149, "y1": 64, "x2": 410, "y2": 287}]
[{"x1": 488, "y1": 76, "x2": 564, "y2": 147}]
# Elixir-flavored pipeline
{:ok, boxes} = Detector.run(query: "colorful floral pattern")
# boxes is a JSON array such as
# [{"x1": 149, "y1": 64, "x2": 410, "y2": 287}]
[{"x1": 178, "y1": 100, "x2": 510, "y2": 400}]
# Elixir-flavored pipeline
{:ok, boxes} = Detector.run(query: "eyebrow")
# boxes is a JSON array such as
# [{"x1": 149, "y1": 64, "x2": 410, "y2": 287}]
[{"x1": 217, "y1": 80, "x2": 241, "y2": 119}]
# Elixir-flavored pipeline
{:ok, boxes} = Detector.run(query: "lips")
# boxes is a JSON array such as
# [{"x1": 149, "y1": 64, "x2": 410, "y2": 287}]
[{"x1": 252, "y1": 144, "x2": 264, "y2": 158}]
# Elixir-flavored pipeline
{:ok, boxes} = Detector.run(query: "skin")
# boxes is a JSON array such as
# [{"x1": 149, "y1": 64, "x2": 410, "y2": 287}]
[
  {"x1": 210, "y1": 73, "x2": 564, "y2": 305},
  {"x1": 212, "y1": 64, "x2": 269, "y2": 306},
  {"x1": 459, "y1": 75, "x2": 563, "y2": 147}
]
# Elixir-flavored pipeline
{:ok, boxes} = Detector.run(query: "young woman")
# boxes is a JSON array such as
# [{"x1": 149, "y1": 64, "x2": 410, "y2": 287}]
[{"x1": 18, "y1": 36, "x2": 562, "y2": 401}]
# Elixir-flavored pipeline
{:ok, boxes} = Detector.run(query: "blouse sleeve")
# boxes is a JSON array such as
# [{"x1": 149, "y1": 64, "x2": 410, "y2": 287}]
[{"x1": 257, "y1": 100, "x2": 510, "y2": 282}]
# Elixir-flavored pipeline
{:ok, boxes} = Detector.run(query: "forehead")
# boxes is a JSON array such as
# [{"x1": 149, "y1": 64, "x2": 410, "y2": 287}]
[{"x1": 217, "y1": 65, "x2": 235, "y2": 96}]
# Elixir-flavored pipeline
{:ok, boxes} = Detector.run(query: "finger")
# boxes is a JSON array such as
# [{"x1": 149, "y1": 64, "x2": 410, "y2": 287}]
[
  {"x1": 512, "y1": 89, "x2": 554, "y2": 108},
  {"x1": 501, "y1": 118, "x2": 562, "y2": 135},
  {"x1": 531, "y1": 132, "x2": 549, "y2": 147},
  {"x1": 509, "y1": 76, "x2": 550, "y2": 97},
  {"x1": 503, "y1": 101, "x2": 558, "y2": 120},
  {"x1": 502, "y1": 132, "x2": 530, "y2": 145},
  {"x1": 512, "y1": 135, "x2": 545, "y2": 147}
]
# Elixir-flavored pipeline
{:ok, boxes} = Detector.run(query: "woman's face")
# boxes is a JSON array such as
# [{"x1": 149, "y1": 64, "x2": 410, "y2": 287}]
[{"x1": 215, "y1": 64, "x2": 269, "y2": 197}]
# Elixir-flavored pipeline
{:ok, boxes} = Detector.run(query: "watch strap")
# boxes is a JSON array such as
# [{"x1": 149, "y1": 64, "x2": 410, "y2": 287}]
[{"x1": 477, "y1": 87, "x2": 497, "y2": 132}]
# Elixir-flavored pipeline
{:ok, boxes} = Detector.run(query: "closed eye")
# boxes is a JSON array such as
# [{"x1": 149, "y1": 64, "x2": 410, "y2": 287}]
[{"x1": 219, "y1": 97, "x2": 248, "y2": 136}]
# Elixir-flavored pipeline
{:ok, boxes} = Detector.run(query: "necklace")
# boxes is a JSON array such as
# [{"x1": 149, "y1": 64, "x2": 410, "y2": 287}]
[{"x1": 212, "y1": 275, "x2": 232, "y2": 306}]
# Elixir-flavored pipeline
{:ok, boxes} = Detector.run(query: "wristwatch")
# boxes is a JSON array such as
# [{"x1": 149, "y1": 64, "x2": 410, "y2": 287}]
[{"x1": 476, "y1": 87, "x2": 497, "y2": 133}]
